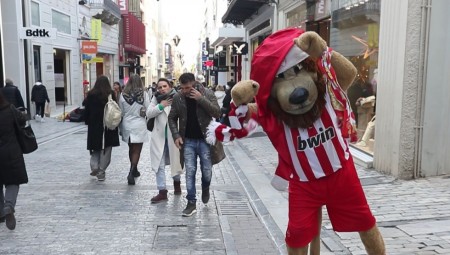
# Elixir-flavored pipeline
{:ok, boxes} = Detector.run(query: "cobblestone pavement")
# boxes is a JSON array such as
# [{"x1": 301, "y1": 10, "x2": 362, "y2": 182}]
[
  {"x1": 3, "y1": 117, "x2": 450, "y2": 255},
  {"x1": 233, "y1": 127, "x2": 450, "y2": 255},
  {"x1": 0, "y1": 118, "x2": 278, "y2": 255}
]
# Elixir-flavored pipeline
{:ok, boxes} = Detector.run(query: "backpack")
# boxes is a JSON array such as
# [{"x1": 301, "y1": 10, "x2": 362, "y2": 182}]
[{"x1": 104, "y1": 94, "x2": 122, "y2": 130}]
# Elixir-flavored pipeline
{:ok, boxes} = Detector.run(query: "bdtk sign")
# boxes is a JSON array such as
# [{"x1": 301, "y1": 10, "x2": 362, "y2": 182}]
[{"x1": 19, "y1": 27, "x2": 56, "y2": 39}]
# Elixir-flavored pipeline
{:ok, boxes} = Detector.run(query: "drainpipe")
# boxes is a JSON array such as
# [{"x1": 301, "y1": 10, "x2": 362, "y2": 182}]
[
  {"x1": 22, "y1": 0, "x2": 32, "y2": 115},
  {"x1": 413, "y1": 0, "x2": 432, "y2": 178},
  {"x1": 272, "y1": 0, "x2": 279, "y2": 31}
]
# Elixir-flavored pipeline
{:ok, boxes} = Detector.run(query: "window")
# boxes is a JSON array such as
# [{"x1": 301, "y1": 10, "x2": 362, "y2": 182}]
[
  {"x1": 31, "y1": 1, "x2": 40, "y2": 26},
  {"x1": 52, "y1": 10, "x2": 71, "y2": 34}
]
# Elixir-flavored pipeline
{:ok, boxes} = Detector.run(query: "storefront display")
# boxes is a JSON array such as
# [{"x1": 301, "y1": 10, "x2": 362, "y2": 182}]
[{"x1": 330, "y1": 0, "x2": 381, "y2": 155}]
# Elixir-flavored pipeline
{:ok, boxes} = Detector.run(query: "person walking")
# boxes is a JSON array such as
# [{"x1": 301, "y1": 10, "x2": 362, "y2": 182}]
[
  {"x1": 113, "y1": 81, "x2": 122, "y2": 104},
  {"x1": 146, "y1": 78, "x2": 183, "y2": 203},
  {"x1": 1, "y1": 78, "x2": 25, "y2": 110},
  {"x1": 220, "y1": 79, "x2": 235, "y2": 126},
  {"x1": 0, "y1": 89, "x2": 29, "y2": 230},
  {"x1": 31, "y1": 81, "x2": 50, "y2": 122},
  {"x1": 119, "y1": 74, "x2": 150, "y2": 185},
  {"x1": 168, "y1": 72, "x2": 225, "y2": 217},
  {"x1": 83, "y1": 76, "x2": 120, "y2": 181}
]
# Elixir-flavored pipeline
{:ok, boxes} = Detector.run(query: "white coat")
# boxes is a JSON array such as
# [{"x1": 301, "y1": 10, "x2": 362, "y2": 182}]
[
  {"x1": 119, "y1": 92, "x2": 150, "y2": 143},
  {"x1": 146, "y1": 96, "x2": 183, "y2": 177}
]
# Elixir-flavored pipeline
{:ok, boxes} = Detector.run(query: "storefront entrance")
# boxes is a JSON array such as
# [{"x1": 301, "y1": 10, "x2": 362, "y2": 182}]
[{"x1": 53, "y1": 48, "x2": 70, "y2": 104}]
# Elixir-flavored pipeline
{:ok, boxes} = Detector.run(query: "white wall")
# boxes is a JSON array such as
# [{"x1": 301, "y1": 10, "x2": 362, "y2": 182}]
[
  {"x1": 1, "y1": 0, "x2": 26, "y2": 100},
  {"x1": 420, "y1": 0, "x2": 450, "y2": 176},
  {"x1": 375, "y1": 0, "x2": 423, "y2": 179}
]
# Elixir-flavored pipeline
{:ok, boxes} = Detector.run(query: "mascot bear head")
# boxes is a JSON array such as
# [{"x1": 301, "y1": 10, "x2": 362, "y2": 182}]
[{"x1": 250, "y1": 28, "x2": 356, "y2": 129}]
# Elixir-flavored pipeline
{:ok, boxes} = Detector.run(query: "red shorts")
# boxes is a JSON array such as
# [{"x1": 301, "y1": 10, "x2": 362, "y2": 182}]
[{"x1": 285, "y1": 158, "x2": 376, "y2": 248}]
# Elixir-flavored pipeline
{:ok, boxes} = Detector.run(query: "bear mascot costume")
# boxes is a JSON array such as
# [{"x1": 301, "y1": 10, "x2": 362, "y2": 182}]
[{"x1": 208, "y1": 28, "x2": 386, "y2": 255}]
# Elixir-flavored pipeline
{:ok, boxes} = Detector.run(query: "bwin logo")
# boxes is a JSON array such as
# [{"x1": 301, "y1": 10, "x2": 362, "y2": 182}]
[{"x1": 297, "y1": 127, "x2": 335, "y2": 151}]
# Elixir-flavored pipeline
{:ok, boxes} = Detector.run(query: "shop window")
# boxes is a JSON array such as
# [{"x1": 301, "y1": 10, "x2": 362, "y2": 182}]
[
  {"x1": 52, "y1": 9, "x2": 71, "y2": 34},
  {"x1": 286, "y1": 3, "x2": 307, "y2": 29},
  {"x1": 330, "y1": 0, "x2": 380, "y2": 154},
  {"x1": 31, "y1": 1, "x2": 40, "y2": 26}
]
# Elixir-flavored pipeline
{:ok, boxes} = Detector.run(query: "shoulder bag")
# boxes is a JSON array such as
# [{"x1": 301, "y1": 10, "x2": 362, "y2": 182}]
[{"x1": 10, "y1": 105, "x2": 38, "y2": 154}]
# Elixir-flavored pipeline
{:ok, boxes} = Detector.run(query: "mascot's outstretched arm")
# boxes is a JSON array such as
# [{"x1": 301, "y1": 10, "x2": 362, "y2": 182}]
[
  {"x1": 206, "y1": 80, "x2": 260, "y2": 145},
  {"x1": 294, "y1": 31, "x2": 357, "y2": 91}
]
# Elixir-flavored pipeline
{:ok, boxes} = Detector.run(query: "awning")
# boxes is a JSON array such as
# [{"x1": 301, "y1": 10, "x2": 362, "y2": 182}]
[
  {"x1": 210, "y1": 27, "x2": 245, "y2": 47},
  {"x1": 222, "y1": 0, "x2": 271, "y2": 25},
  {"x1": 122, "y1": 13, "x2": 146, "y2": 55}
]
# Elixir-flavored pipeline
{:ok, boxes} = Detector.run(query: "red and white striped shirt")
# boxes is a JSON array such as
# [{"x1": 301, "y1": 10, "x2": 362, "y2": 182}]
[{"x1": 282, "y1": 89, "x2": 350, "y2": 182}]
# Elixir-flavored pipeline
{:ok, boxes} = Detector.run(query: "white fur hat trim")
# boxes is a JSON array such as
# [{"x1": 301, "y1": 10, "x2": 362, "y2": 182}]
[{"x1": 276, "y1": 46, "x2": 309, "y2": 75}]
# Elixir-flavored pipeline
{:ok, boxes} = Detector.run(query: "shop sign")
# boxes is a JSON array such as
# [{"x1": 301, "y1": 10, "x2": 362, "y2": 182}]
[
  {"x1": 81, "y1": 41, "x2": 98, "y2": 54},
  {"x1": 315, "y1": 0, "x2": 331, "y2": 21},
  {"x1": 19, "y1": 27, "x2": 56, "y2": 39},
  {"x1": 119, "y1": 0, "x2": 128, "y2": 14},
  {"x1": 209, "y1": 70, "x2": 217, "y2": 76},
  {"x1": 232, "y1": 42, "x2": 248, "y2": 55},
  {"x1": 217, "y1": 66, "x2": 229, "y2": 72},
  {"x1": 82, "y1": 55, "x2": 103, "y2": 63},
  {"x1": 91, "y1": 19, "x2": 102, "y2": 43}
]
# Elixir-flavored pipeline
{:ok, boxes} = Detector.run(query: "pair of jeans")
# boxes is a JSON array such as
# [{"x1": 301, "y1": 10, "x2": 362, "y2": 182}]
[
  {"x1": 0, "y1": 184, "x2": 19, "y2": 216},
  {"x1": 90, "y1": 146, "x2": 112, "y2": 172},
  {"x1": 155, "y1": 139, "x2": 180, "y2": 190},
  {"x1": 184, "y1": 138, "x2": 212, "y2": 202}
]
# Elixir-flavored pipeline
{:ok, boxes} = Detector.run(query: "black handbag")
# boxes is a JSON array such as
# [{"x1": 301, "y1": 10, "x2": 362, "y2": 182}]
[
  {"x1": 147, "y1": 117, "x2": 155, "y2": 131},
  {"x1": 11, "y1": 105, "x2": 38, "y2": 154}
]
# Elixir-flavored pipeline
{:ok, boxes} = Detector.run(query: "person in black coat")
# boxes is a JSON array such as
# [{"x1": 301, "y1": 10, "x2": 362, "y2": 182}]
[
  {"x1": 220, "y1": 79, "x2": 236, "y2": 126},
  {"x1": 82, "y1": 75, "x2": 120, "y2": 181},
  {"x1": 31, "y1": 81, "x2": 50, "y2": 121},
  {"x1": 0, "y1": 89, "x2": 28, "y2": 230},
  {"x1": 1, "y1": 78, "x2": 25, "y2": 110}
]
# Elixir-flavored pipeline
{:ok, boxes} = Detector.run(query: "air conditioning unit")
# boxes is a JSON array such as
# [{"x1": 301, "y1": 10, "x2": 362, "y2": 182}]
[{"x1": 157, "y1": 63, "x2": 164, "y2": 69}]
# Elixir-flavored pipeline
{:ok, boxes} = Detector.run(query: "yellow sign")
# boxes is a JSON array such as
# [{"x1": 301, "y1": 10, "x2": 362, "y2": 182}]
[
  {"x1": 91, "y1": 19, "x2": 102, "y2": 43},
  {"x1": 82, "y1": 57, "x2": 104, "y2": 63}
]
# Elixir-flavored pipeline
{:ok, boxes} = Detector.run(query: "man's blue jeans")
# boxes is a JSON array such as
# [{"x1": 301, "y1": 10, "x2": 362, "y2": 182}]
[{"x1": 184, "y1": 138, "x2": 212, "y2": 202}]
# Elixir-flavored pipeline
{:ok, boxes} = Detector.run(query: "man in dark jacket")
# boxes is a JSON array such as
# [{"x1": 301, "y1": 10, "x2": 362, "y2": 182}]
[
  {"x1": 168, "y1": 72, "x2": 225, "y2": 217},
  {"x1": 1, "y1": 78, "x2": 25, "y2": 110},
  {"x1": 31, "y1": 81, "x2": 50, "y2": 122}
]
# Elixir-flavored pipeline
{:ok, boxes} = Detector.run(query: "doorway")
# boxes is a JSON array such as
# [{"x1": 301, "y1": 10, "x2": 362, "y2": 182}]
[
  {"x1": 53, "y1": 48, "x2": 70, "y2": 104},
  {"x1": 33, "y1": 45, "x2": 42, "y2": 82}
]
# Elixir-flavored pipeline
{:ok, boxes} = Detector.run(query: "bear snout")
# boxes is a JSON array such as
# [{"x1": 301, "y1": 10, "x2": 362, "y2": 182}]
[{"x1": 289, "y1": 87, "x2": 309, "y2": 104}]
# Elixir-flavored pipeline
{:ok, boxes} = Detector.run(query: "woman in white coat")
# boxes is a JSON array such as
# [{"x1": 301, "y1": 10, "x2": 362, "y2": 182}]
[
  {"x1": 146, "y1": 78, "x2": 183, "y2": 203},
  {"x1": 119, "y1": 74, "x2": 150, "y2": 185}
]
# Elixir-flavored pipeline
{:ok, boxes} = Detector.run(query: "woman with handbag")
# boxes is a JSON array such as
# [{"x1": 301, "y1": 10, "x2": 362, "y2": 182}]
[
  {"x1": 0, "y1": 90, "x2": 29, "y2": 230},
  {"x1": 119, "y1": 74, "x2": 150, "y2": 185},
  {"x1": 146, "y1": 78, "x2": 182, "y2": 203},
  {"x1": 83, "y1": 76, "x2": 120, "y2": 181}
]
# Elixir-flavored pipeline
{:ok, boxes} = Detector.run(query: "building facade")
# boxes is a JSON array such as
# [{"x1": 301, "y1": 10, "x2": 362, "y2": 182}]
[{"x1": 218, "y1": 0, "x2": 450, "y2": 179}]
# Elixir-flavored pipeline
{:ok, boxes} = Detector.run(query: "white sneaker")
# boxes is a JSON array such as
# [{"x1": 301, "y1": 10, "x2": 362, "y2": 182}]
[{"x1": 40, "y1": 117, "x2": 45, "y2": 123}]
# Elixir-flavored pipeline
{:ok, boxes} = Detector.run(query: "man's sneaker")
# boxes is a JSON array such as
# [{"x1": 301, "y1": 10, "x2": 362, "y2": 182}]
[
  {"x1": 182, "y1": 201, "x2": 197, "y2": 217},
  {"x1": 202, "y1": 187, "x2": 210, "y2": 204},
  {"x1": 4, "y1": 206, "x2": 16, "y2": 230},
  {"x1": 90, "y1": 169, "x2": 99, "y2": 176},
  {"x1": 96, "y1": 171, "x2": 105, "y2": 181}
]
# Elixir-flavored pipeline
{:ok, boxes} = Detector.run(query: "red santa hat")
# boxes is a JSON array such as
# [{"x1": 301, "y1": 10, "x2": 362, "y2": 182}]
[{"x1": 251, "y1": 27, "x2": 308, "y2": 118}]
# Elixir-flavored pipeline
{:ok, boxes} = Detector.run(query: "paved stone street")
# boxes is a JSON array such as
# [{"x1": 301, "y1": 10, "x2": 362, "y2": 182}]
[{"x1": 1, "y1": 117, "x2": 450, "y2": 255}]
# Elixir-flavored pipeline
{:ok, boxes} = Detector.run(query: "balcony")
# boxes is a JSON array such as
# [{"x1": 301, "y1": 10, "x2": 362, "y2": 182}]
[
  {"x1": 222, "y1": 0, "x2": 272, "y2": 25},
  {"x1": 89, "y1": 0, "x2": 121, "y2": 25}
]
